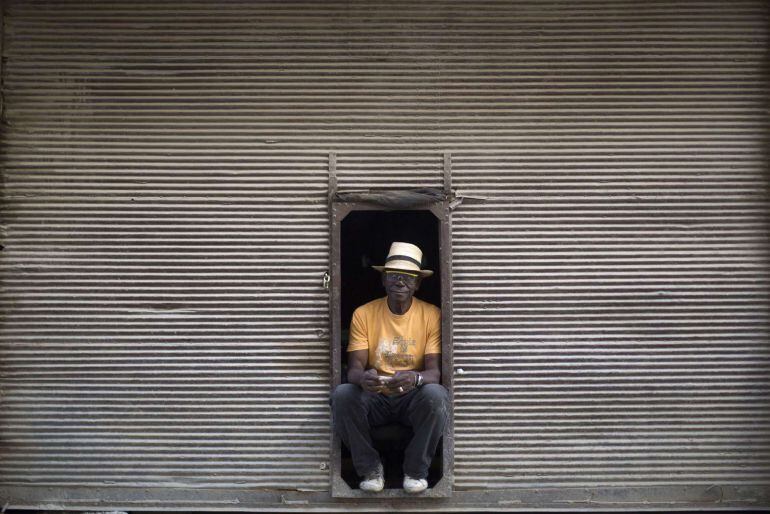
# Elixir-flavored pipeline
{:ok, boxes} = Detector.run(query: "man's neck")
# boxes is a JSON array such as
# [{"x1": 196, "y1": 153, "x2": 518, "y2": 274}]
[{"x1": 387, "y1": 296, "x2": 413, "y2": 315}]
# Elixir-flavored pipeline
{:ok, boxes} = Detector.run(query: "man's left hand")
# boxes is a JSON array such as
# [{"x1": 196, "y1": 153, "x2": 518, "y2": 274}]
[{"x1": 387, "y1": 371, "x2": 418, "y2": 394}]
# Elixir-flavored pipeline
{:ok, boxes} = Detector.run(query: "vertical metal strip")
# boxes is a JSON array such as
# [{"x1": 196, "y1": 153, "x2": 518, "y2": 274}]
[
  {"x1": 328, "y1": 152, "x2": 337, "y2": 206},
  {"x1": 330, "y1": 202, "x2": 362, "y2": 498},
  {"x1": 327, "y1": 150, "x2": 339, "y2": 402},
  {"x1": 329, "y1": 197, "x2": 343, "y2": 496},
  {"x1": 439, "y1": 198, "x2": 455, "y2": 492},
  {"x1": 443, "y1": 152, "x2": 452, "y2": 196}
]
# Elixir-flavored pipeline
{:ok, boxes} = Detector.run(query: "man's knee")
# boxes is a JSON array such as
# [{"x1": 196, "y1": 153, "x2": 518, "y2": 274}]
[
  {"x1": 415, "y1": 383, "x2": 449, "y2": 415},
  {"x1": 331, "y1": 383, "x2": 363, "y2": 412}
]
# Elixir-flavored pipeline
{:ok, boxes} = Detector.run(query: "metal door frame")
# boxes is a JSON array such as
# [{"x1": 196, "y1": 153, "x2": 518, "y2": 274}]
[{"x1": 328, "y1": 200, "x2": 454, "y2": 498}]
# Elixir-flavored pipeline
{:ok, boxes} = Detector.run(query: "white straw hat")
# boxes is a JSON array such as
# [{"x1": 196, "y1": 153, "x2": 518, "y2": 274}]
[{"x1": 372, "y1": 242, "x2": 433, "y2": 278}]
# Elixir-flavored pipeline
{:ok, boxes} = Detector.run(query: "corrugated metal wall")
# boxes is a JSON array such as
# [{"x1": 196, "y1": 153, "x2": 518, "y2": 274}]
[{"x1": 1, "y1": 0, "x2": 768, "y2": 511}]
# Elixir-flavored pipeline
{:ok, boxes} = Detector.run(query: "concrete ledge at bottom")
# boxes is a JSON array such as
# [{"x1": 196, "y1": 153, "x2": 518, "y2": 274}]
[{"x1": 4, "y1": 483, "x2": 769, "y2": 511}]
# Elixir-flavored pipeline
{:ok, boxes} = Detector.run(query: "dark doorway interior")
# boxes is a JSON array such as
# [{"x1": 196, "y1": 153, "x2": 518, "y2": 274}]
[
  {"x1": 341, "y1": 209, "x2": 441, "y2": 336},
  {"x1": 339, "y1": 209, "x2": 443, "y2": 489}
]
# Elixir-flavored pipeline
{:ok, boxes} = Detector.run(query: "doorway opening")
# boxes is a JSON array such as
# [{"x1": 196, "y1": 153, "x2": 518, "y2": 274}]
[
  {"x1": 329, "y1": 199, "x2": 454, "y2": 498},
  {"x1": 339, "y1": 209, "x2": 442, "y2": 490}
]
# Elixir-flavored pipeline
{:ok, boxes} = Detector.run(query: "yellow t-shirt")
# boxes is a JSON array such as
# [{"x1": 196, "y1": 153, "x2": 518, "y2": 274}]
[{"x1": 347, "y1": 296, "x2": 441, "y2": 376}]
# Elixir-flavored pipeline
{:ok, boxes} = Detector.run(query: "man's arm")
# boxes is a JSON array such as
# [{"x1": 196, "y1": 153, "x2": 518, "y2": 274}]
[
  {"x1": 421, "y1": 353, "x2": 441, "y2": 384},
  {"x1": 347, "y1": 349, "x2": 381, "y2": 392}
]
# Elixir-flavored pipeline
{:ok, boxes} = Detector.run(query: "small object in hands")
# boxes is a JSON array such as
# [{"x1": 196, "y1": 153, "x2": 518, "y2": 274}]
[{"x1": 398, "y1": 386, "x2": 404, "y2": 393}]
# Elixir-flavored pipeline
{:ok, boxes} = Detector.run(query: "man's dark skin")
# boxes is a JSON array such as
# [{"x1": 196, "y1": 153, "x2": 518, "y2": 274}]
[{"x1": 347, "y1": 271, "x2": 441, "y2": 394}]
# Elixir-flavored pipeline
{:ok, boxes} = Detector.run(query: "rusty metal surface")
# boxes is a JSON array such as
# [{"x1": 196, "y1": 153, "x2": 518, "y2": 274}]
[{"x1": 1, "y1": 0, "x2": 769, "y2": 510}]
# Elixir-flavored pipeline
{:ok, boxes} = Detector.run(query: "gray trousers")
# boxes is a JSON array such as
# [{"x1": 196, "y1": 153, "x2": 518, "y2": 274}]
[{"x1": 331, "y1": 382, "x2": 449, "y2": 479}]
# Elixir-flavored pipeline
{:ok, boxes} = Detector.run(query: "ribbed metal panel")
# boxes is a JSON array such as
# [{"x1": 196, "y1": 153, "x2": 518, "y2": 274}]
[
  {"x1": 451, "y1": 174, "x2": 770, "y2": 488},
  {"x1": 1, "y1": 0, "x2": 768, "y2": 510},
  {"x1": 0, "y1": 0, "x2": 337, "y2": 491},
  {"x1": 445, "y1": 0, "x2": 770, "y2": 490}
]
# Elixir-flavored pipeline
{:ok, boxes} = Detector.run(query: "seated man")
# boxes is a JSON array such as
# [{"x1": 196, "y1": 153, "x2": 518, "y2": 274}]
[{"x1": 331, "y1": 241, "x2": 449, "y2": 494}]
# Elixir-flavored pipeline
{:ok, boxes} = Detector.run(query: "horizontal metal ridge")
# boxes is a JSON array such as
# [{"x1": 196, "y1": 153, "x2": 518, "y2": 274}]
[{"x1": 2, "y1": 0, "x2": 768, "y2": 504}]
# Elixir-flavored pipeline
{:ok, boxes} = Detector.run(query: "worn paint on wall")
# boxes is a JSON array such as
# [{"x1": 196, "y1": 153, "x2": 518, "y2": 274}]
[{"x1": 1, "y1": 0, "x2": 769, "y2": 511}]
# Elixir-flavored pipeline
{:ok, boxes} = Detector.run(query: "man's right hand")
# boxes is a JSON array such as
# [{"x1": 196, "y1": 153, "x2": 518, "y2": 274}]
[{"x1": 360, "y1": 368, "x2": 382, "y2": 393}]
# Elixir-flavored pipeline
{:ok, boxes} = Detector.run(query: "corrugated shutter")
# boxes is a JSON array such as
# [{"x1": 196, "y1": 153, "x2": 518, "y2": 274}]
[
  {"x1": 447, "y1": 1, "x2": 770, "y2": 490},
  {"x1": 0, "y1": 1, "x2": 335, "y2": 491},
  {"x1": 1, "y1": 0, "x2": 768, "y2": 510}
]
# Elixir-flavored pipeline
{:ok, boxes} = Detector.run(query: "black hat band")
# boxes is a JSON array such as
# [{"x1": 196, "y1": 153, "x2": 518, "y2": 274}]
[{"x1": 385, "y1": 254, "x2": 422, "y2": 267}]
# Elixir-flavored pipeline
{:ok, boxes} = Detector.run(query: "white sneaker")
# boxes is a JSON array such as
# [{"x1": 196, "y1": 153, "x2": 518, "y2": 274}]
[
  {"x1": 403, "y1": 475, "x2": 428, "y2": 493},
  {"x1": 359, "y1": 463, "x2": 384, "y2": 492}
]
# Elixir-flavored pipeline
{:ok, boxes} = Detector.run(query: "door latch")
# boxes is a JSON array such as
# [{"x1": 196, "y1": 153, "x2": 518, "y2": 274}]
[{"x1": 323, "y1": 272, "x2": 330, "y2": 289}]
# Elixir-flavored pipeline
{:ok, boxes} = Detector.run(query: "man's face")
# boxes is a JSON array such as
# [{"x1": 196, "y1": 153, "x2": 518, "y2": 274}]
[{"x1": 382, "y1": 271, "x2": 421, "y2": 302}]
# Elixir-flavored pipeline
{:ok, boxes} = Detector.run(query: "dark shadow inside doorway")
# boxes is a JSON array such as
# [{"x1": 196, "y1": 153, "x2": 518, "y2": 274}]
[{"x1": 339, "y1": 209, "x2": 443, "y2": 489}]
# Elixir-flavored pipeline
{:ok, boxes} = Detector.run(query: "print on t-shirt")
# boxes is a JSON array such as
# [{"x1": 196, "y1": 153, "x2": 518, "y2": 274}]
[{"x1": 376, "y1": 335, "x2": 416, "y2": 368}]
